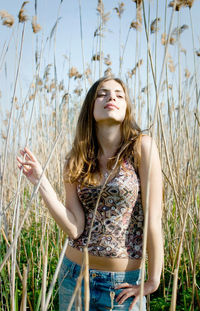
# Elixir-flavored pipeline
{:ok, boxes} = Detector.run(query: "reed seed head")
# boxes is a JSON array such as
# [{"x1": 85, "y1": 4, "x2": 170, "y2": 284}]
[
  {"x1": 97, "y1": 0, "x2": 104, "y2": 15},
  {"x1": 195, "y1": 50, "x2": 200, "y2": 57},
  {"x1": 168, "y1": 55, "x2": 175, "y2": 72},
  {"x1": 130, "y1": 20, "x2": 141, "y2": 30},
  {"x1": 132, "y1": 0, "x2": 143, "y2": 8},
  {"x1": 168, "y1": 0, "x2": 194, "y2": 10},
  {"x1": 0, "y1": 10, "x2": 14, "y2": 27},
  {"x1": 1, "y1": 131, "x2": 7, "y2": 140},
  {"x1": 114, "y1": 2, "x2": 125, "y2": 18},
  {"x1": 84, "y1": 66, "x2": 92, "y2": 78},
  {"x1": 104, "y1": 54, "x2": 112, "y2": 66},
  {"x1": 169, "y1": 36, "x2": 176, "y2": 45},
  {"x1": 94, "y1": 27, "x2": 100, "y2": 37},
  {"x1": 37, "y1": 78, "x2": 43, "y2": 86},
  {"x1": 161, "y1": 33, "x2": 176, "y2": 45},
  {"x1": 62, "y1": 93, "x2": 69, "y2": 102},
  {"x1": 172, "y1": 25, "x2": 189, "y2": 38},
  {"x1": 74, "y1": 87, "x2": 83, "y2": 96},
  {"x1": 130, "y1": 3, "x2": 142, "y2": 31},
  {"x1": 69, "y1": 67, "x2": 82, "y2": 79},
  {"x1": 18, "y1": 1, "x2": 29, "y2": 23},
  {"x1": 161, "y1": 33, "x2": 166, "y2": 45},
  {"x1": 136, "y1": 5, "x2": 142, "y2": 24},
  {"x1": 32, "y1": 16, "x2": 42, "y2": 33},
  {"x1": 43, "y1": 64, "x2": 52, "y2": 81},
  {"x1": 92, "y1": 53, "x2": 101, "y2": 61},
  {"x1": 181, "y1": 48, "x2": 186, "y2": 55},
  {"x1": 104, "y1": 67, "x2": 112, "y2": 77},
  {"x1": 50, "y1": 81, "x2": 56, "y2": 91},
  {"x1": 185, "y1": 69, "x2": 190, "y2": 78},
  {"x1": 59, "y1": 80, "x2": 64, "y2": 91},
  {"x1": 97, "y1": 0, "x2": 110, "y2": 25},
  {"x1": 127, "y1": 59, "x2": 143, "y2": 77},
  {"x1": 150, "y1": 18, "x2": 160, "y2": 34},
  {"x1": 141, "y1": 86, "x2": 147, "y2": 93},
  {"x1": 102, "y1": 12, "x2": 110, "y2": 25}
]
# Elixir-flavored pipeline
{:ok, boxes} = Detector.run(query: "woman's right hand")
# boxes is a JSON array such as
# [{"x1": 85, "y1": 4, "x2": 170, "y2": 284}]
[{"x1": 17, "y1": 147, "x2": 44, "y2": 186}]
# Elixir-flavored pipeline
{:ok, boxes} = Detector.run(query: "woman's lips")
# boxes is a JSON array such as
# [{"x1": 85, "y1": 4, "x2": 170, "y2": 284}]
[{"x1": 104, "y1": 103, "x2": 119, "y2": 110}]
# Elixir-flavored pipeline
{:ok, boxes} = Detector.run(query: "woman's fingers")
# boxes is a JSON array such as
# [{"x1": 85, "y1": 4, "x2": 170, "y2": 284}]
[
  {"x1": 24, "y1": 147, "x2": 37, "y2": 161},
  {"x1": 116, "y1": 287, "x2": 135, "y2": 304},
  {"x1": 17, "y1": 163, "x2": 23, "y2": 170},
  {"x1": 17, "y1": 162, "x2": 31, "y2": 176},
  {"x1": 129, "y1": 296, "x2": 139, "y2": 311},
  {"x1": 115, "y1": 281, "x2": 155, "y2": 309},
  {"x1": 17, "y1": 156, "x2": 34, "y2": 167},
  {"x1": 17, "y1": 156, "x2": 25, "y2": 164},
  {"x1": 115, "y1": 283, "x2": 132, "y2": 289},
  {"x1": 115, "y1": 284, "x2": 140, "y2": 306},
  {"x1": 19, "y1": 147, "x2": 37, "y2": 162}
]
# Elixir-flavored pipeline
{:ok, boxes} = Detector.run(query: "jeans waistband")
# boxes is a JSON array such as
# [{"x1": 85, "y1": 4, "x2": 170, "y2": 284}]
[{"x1": 63, "y1": 256, "x2": 141, "y2": 283}]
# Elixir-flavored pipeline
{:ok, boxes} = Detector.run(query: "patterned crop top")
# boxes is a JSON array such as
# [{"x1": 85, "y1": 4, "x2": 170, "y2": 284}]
[{"x1": 68, "y1": 159, "x2": 144, "y2": 259}]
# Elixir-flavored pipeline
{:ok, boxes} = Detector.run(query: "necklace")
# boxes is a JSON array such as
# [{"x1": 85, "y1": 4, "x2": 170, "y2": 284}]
[{"x1": 104, "y1": 171, "x2": 109, "y2": 178}]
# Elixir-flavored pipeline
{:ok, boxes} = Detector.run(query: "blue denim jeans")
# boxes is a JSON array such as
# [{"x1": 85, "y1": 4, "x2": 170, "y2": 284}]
[{"x1": 59, "y1": 256, "x2": 146, "y2": 311}]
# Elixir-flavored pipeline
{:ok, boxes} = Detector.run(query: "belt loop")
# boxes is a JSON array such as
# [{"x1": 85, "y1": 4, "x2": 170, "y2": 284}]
[{"x1": 111, "y1": 272, "x2": 115, "y2": 287}]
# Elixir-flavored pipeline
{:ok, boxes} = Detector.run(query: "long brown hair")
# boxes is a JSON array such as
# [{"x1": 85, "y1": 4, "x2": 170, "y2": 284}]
[{"x1": 64, "y1": 76, "x2": 142, "y2": 185}]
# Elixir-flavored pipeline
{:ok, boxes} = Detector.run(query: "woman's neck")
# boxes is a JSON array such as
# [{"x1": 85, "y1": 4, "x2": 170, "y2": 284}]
[{"x1": 96, "y1": 123, "x2": 122, "y2": 159}]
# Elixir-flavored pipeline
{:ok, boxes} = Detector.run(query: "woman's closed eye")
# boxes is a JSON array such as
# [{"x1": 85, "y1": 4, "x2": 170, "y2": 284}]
[
  {"x1": 97, "y1": 93, "x2": 106, "y2": 97},
  {"x1": 97, "y1": 93, "x2": 124, "y2": 99}
]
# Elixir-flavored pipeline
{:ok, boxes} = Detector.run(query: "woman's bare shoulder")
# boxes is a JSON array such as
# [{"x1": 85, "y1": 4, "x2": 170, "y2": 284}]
[
  {"x1": 140, "y1": 135, "x2": 158, "y2": 153},
  {"x1": 139, "y1": 135, "x2": 161, "y2": 169},
  {"x1": 141, "y1": 134, "x2": 154, "y2": 144}
]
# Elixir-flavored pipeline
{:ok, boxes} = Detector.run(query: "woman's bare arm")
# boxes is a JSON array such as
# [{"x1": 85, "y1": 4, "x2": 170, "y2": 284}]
[
  {"x1": 115, "y1": 135, "x2": 163, "y2": 310},
  {"x1": 17, "y1": 147, "x2": 85, "y2": 239},
  {"x1": 139, "y1": 135, "x2": 163, "y2": 289}
]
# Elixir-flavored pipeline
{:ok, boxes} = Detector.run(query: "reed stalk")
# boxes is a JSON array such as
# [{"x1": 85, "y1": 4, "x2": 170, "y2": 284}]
[
  {"x1": 44, "y1": 237, "x2": 68, "y2": 311},
  {"x1": 0, "y1": 23, "x2": 26, "y2": 235},
  {"x1": 20, "y1": 265, "x2": 28, "y2": 311},
  {"x1": 84, "y1": 248, "x2": 89, "y2": 311},
  {"x1": 139, "y1": 0, "x2": 181, "y2": 308},
  {"x1": 78, "y1": 0, "x2": 86, "y2": 92},
  {"x1": 0, "y1": 28, "x2": 15, "y2": 72},
  {"x1": 41, "y1": 250, "x2": 48, "y2": 310},
  {"x1": 170, "y1": 192, "x2": 192, "y2": 311}
]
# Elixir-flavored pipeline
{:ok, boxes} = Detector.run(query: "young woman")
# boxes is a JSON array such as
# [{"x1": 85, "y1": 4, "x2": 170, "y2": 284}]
[{"x1": 17, "y1": 77, "x2": 163, "y2": 310}]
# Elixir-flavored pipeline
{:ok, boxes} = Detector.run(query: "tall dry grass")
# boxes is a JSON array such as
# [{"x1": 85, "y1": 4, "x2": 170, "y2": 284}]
[{"x1": 0, "y1": 1, "x2": 199, "y2": 310}]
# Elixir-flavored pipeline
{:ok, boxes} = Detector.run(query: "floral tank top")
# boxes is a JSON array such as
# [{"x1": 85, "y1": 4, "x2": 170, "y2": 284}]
[{"x1": 68, "y1": 159, "x2": 144, "y2": 259}]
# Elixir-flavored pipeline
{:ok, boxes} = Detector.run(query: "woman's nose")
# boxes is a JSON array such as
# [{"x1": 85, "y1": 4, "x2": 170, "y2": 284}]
[{"x1": 108, "y1": 91, "x2": 116, "y2": 101}]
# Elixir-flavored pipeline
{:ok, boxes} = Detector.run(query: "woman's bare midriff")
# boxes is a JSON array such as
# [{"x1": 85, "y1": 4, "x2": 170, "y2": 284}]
[{"x1": 66, "y1": 245, "x2": 142, "y2": 272}]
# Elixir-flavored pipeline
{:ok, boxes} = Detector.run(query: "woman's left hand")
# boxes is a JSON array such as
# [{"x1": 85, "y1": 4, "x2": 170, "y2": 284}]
[{"x1": 115, "y1": 279, "x2": 159, "y2": 310}]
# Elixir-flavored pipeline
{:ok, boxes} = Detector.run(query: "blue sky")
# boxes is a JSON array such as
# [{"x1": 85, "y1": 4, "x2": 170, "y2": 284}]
[{"x1": 1, "y1": 0, "x2": 200, "y2": 120}]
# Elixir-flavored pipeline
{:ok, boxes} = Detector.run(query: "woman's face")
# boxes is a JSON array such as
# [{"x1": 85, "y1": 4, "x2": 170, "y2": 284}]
[{"x1": 93, "y1": 80, "x2": 127, "y2": 124}]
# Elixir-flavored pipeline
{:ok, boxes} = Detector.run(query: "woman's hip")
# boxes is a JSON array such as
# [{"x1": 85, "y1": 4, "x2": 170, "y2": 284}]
[{"x1": 58, "y1": 256, "x2": 146, "y2": 310}]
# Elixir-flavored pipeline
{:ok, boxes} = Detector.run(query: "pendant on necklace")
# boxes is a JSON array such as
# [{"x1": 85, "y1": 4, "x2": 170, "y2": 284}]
[{"x1": 104, "y1": 171, "x2": 109, "y2": 178}]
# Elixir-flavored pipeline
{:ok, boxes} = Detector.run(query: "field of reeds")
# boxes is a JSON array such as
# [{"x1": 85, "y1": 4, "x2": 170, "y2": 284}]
[{"x1": 0, "y1": 0, "x2": 199, "y2": 310}]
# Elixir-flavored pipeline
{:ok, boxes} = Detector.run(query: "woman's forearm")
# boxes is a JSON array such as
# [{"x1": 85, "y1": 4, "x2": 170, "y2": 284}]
[
  {"x1": 147, "y1": 221, "x2": 163, "y2": 289},
  {"x1": 38, "y1": 176, "x2": 83, "y2": 239}
]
